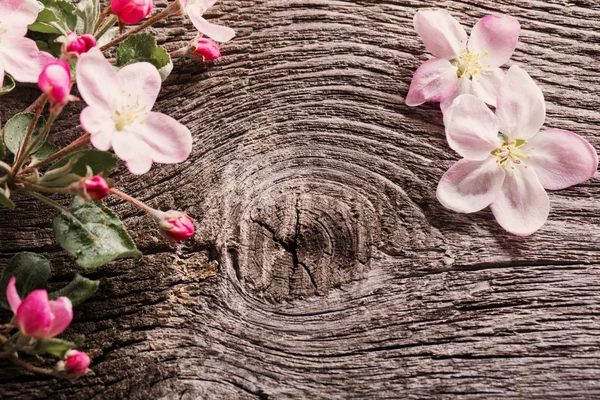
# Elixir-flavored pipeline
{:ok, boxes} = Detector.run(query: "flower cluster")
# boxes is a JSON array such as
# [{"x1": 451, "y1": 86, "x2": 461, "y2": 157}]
[{"x1": 407, "y1": 9, "x2": 597, "y2": 236}]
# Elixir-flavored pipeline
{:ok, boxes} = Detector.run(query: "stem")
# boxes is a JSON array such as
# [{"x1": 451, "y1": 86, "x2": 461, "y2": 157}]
[
  {"x1": 17, "y1": 181, "x2": 73, "y2": 195},
  {"x1": 23, "y1": 133, "x2": 91, "y2": 173},
  {"x1": 95, "y1": 15, "x2": 118, "y2": 40},
  {"x1": 23, "y1": 94, "x2": 46, "y2": 114},
  {"x1": 14, "y1": 96, "x2": 47, "y2": 171},
  {"x1": 21, "y1": 190, "x2": 70, "y2": 215},
  {"x1": 110, "y1": 188, "x2": 157, "y2": 214},
  {"x1": 100, "y1": 3, "x2": 179, "y2": 51},
  {"x1": 0, "y1": 161, "x2": 11, "y2": 173},
  {"x1": 9, "y1": 357, "x2": 56, "y2": 377},
  {"x1": 93, "y1": 3, "x2": 113, "y2": 34},
  {"x1": 14, "y1": 112, "x2": 58, "y2": 175}
]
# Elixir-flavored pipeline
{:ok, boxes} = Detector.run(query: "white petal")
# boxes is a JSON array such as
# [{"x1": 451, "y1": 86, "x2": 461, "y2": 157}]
[
  {"x1": 496, "y1": 65, "x2": 545, "y2": 140},
  {"x1": 138, "y1": 112, "x2": 193, "y2": 164},
  {"x1": 526, "y1": 129, "x2": 598, "y2": 190},
  {"x1": 76, "y1": 48, "x2": 121, "y2": 111},
  {"x1": 406, "y1": 58, "x2": 459, "y2": 106},
  {"x1": 437, "y1": 157, "x2": 505, "y2": 213},
  {"x1": 440, "y1": 77, "x2": 472, "y2": 114},
  {"x1": 188, "y1": 12, "x2": 235, "y2": 43},
  {"x1": 80, "y1": 107, "x2": 114, "y2": 151},
  {"x1": 444, "y1": 94, "x2": 502, "y2": 160},
  {"x1": 468, "y1": 15, "x2": 520, "y2": 69},
  {"x1": 490, "y1": 165, "x2": 549, "y2": 236},
  {"x1": 0, "y1": 38, "x2": 54, "y2": 83},
  {"x1": 0, "y1": 0, "x2": 40, "y2": 37},
  {"x1": 117, "y1": 62, "x2": 161, "y2": 111},
  {"x1": 112, "y1": 132, "x2": 154, "y2": 175},
  {"x1": 413, "y1": 9, "x2": 467, "y2": 59},
  {"x1": 471, "y1": 67, "x2": 504, "y2": 107}
]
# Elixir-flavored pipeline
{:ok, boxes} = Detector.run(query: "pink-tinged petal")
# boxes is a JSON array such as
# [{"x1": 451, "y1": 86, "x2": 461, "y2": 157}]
[
  {"x1": 76, "y1": 48, "x2": 121, "y2": 111},
  {"x1": 16, "y1": 290, "x2": 52, "y2": 338},
  {"x1": 496, "y1": 65, "x2": 545, "y2": 141},
  {"x1": 526, "y1": 129, "x2": 598, "y2": 190},
  {"x1": 116, "y1": 62, "x2": 161, "y2": 111},
  {"x1": 406, "y1": 58, "x2": 459, "y2": 106},
  {"x1": 444, "y1": 94, "x2": 501, "y2": 160},
  {"x1": 437, "y1": 157, "x2": 505, "y2": 213},
  {"x1": 440, "y1": 77, "x2": 472, "y2": 113},
  {"x1": 468, "y1": 15, "x2": 520, "y2": 68},
  {"x1": 138, "y1": 112, "x2": 193, "y2": 164},
  {"x1": 6, "y1": 277, "x2": 21, "y2": 315},
  {"x1": 413, "y1": 9, "x2": 467, "y2": 59},
  {"x1": 188, "y1": 12, "x2": 235, "y2": 43},
  {"x1": 0, "y1": 0, "x2": 40, "y2": 36},
  {"x1": 45, "y1": 297, "x2": 73, "y2": 338},
  {"x1": 471, "y1": 67, "x2": 504, "y2": 107},
  {"x1": 80, "y1": 107, "x2": 114, "y2": 151},
  {"x1": 0, "y1": 38, "x2": 54, "y2": 83},
  {"x1": 490, "y1": 165, "x2": 549, "y2": 236},
  {"x1": 112, "y1": 133, "x2": 154, "y2": 174}
]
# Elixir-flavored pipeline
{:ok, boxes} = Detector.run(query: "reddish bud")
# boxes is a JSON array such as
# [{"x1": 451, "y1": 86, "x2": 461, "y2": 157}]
[
  {"x1": 157, "y1": 211, "x2": 195, "y2": 242},
  {"x1": 37, "y1": 60, "x2": 71, "y2": 105},
  {"x1": 66, "y1": 32, "x2": 97, "y2": 55},
  {"x1": 84, "y1": 176, "x2": 110, "y2": 200},
  {"x1": 192, "y1": 38, "x2": 221, "y2": 61},
  {"x1": 61, "y1": 350, "x2": 91, "y2": 377},
  {"x1": 111, "y1": 0, "x2": 153, "y2": 24}
]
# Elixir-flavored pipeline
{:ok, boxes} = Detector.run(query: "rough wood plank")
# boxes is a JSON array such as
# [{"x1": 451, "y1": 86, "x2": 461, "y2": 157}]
[{"x1": 1, "y1": 0, "x2": 599, "y2": 398}]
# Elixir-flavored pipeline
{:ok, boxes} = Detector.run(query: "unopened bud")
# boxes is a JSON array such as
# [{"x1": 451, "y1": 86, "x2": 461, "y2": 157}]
[
  {"x1": 111, "y1": 0, "x2": 153, "y2": 24},
  {"x1": 58, "y1": 350, "x2": 90, "y2": 378},
  {"x1": 37, "y1": 60, "x2": 72, "y2": 105},
  {"x1": 191, "y1": 38, "x2": 221, "y2": 61},
  {"x1": 84, "y1": 176, "x2": 110, "y2": 200},
  {"x1": 156, "y1": 210, "x2": 195, "y2": 242},
  {"x1": 66, "y1": 32, "x2": 97, "y2": 55}
]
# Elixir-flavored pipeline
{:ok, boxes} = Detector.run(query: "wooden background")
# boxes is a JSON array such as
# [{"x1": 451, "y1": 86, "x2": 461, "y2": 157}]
[{"x1": 1, "y1": 0, "x2": 599, "y2": 398}]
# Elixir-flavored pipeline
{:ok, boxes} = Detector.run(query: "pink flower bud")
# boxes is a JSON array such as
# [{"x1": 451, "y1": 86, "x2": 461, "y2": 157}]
[
  {"x1": 6, "y1": 277, "x2": 73, "y2": 340},
  {"x1": 111, "y1": 0, "x2": 153, "y2": 24},
  {"x1": 66, "y1": 32, "x2": 97, "y2": 55},
  {"x1": 84, "y1": 176, "x2": 110, "y2": 200},
  {"x1": 157, "y1": 211, "x2": 195, "y2": 242},
  {"x1": 37, "y1": 60, "x2": 71, "y2": 105},
  {"x1": 192, "y1": 38, "x2": 221, "y2": 61},
  {"x1": 63, "y1": 350, "x2": 91, "y2": 377}
]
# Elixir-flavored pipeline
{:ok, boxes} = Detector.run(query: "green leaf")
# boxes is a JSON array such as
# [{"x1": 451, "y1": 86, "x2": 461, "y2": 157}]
[
  {"x1": 53, "y1": 197, "x2": 142, "y2": 269},
  {"x1": 29, "y1": 0, "x2": 77, "y2": 35},
  {"x1": 3, "y1": 113, "x2": 47, "y2": 155},
  {"x1": 30, "y1": 141, "x2": 58, "y2": 166},
  {"x1": 116, "y1": 33, "x2": 173, "y2": 81},
  {"x1": 0, "y1": 74, "x2": 15, "y2": 96},
  {"x1": 0, "y1": 187, "x2": 15, "y2": 210},
  {"x1": 49, "y1": 274, "x2": 99, "y2": 306},
  {"x1": 0, "y1": 135, "x2": 5, "y2": 160},
  {"x1": 29, "y1": 338, "x2": 75, "y2": 358},
  {"x1": 0, "y1": 252, "x2": 52, "y2": 310},
  {"x1": 74, "y1": 0, "x2": 100, "y2": 35},
  {"x1": 39, "y1": 149, "x2": 117, "y2": 187}
]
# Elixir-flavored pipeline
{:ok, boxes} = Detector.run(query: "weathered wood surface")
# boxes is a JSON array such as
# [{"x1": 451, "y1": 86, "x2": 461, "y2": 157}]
[{"x1": 1, "y1": 0, "x2": 600, "y2": 398}]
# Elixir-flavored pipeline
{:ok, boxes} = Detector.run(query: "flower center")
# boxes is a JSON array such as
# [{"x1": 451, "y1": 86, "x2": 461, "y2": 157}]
[
  {"x1": 453, "y1": 49, "x2": 490, "y2": 79},
  {"x1": 185, "y1": 0, "x2": 206, "y2": 13},
  {"x1": 112, "y1": 100, "x2": 148, "y2": 131},
  {"x1": 491, "y1": 137, "x2": 530, "y2": 170}
]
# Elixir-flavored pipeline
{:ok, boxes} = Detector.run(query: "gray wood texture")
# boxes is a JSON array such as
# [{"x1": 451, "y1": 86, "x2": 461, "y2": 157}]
[{"x1": 1, "y1": 0, "x2": 599, "y2": 398}]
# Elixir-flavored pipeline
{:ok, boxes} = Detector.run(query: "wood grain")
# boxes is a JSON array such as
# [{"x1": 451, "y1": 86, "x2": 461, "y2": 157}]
[{"x1": 1, "y1": 0, "x2": 599, "y2": 398}]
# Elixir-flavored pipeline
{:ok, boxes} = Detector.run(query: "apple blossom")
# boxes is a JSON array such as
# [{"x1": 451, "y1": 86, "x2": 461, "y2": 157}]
[
  {"x1": 111, "y1": 0, "x2": 153, "y2": 24},
  {"x1": 77, "y1": 48, "x2": 193, "y2": 174},
  {"x1": 58, "y1": 350, "x2": 91, "y2": 377},
  {"x1": 0, "y1": 0, "x2": 55, "y2": 85},
  {"x1": 437, "y1": 65, "x2": 598, "y2": 236},
  {"x1": 66, "y1": 32, "x2": 97, "y2": 55},
  {"x1": 192, "y1": 38, "x2": 221, "y2": 61},
  {"x1": 156, "y1": 210, "x2": 195, "y2": 241},
  {"x1": 406, "y1": 10, "x2": 520, "y2": 113},
  {"x1": 6, "y1": 277, "x2": 73, "y2": 339},
  {"x1": 178, "y1": 0, "x2": 235, "y2": 42},
  {"x1": 38, "y1": 60, "x2": 72, "y2": 106}
]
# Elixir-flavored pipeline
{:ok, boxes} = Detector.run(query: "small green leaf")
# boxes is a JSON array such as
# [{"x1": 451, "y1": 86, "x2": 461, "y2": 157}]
[
  {"x1": 0, "y1": 136, "x2": 5, "y2": 160},
  {"x1": 0, "y1": 187, "x2": 15, "y2": 210},
  {"x1": 0, "y1": 252, "x2": 52, "y2": 310},
  {"x1": 0, "y1": 74, "x2": 15, "y2": 96},
  {"x1": 29, "y1": 0, "x2": 77, "y2": 35},
  {"x1": 74, "y1": 0, "x2": 100, "y2": 34},
  {"x1": 3, "y1": 113, "x2": 47, "y2": 155},
  {"x1": 29, "y1": 338, "x2": 75, "y2": 358},
  {"x1": 49, "y1": 274, "x2": 99, "y2": 306},
  {"x1": 53, "y1": 197, "x2": 142, "y2": 269},
  {"x1": 40, "y1": 149, "x2": 117, "y2": 187},
  {"x1": 116, "y1": 33, "x2": 173, "y2": 81},
  {"x1": 30, "y1": 141, "x2": 58, "y2": 166}
]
